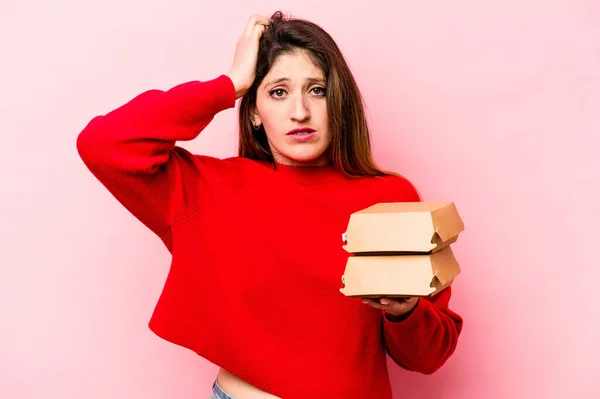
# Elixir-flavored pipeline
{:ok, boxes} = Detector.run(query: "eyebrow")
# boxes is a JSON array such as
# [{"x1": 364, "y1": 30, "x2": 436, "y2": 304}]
[{"x1": 264, "y1": 77, "x2": 326, "y2": 87}]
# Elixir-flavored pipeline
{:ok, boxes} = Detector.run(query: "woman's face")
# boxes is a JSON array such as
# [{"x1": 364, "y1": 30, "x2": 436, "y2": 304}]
[{"x1": 253, "y1": 50, "x2": 331, "y2": 166}]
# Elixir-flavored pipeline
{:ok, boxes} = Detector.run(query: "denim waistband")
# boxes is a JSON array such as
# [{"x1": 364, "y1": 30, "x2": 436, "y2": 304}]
[{"x1": 210, "y1": 378, "x2": 235, "y2": 399}]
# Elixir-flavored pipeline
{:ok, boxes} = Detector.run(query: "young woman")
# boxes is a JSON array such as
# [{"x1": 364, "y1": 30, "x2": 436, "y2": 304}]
[{"x1": 77, "y1": 11, "x2": 463, "y2": 399}]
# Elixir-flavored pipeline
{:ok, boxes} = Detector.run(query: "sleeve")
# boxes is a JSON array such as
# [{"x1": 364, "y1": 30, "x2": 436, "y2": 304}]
[
  {"x1": 76, "y1": 74, "x2": 237, "y2": 252},
  {"x1": 382, "y1": 285, "x2": 463, "y2": 374},
  {"x1": 380, "y1": 175, "x2": 463, "y2": 374}
]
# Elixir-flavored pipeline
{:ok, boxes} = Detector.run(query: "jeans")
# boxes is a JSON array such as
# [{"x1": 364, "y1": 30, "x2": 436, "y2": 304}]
[{"x1": 210, "y1": 379, "x2": 235, "y2": 399}]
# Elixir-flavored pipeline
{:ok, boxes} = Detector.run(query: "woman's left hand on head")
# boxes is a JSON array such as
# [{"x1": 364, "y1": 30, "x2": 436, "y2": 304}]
[{"x1": 362, "y1": 297, "x2": 419, "y2": 318}]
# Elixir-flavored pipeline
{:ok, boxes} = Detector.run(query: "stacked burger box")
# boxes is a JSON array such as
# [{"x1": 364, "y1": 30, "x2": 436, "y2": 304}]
[{"x1": 339, "y1": 201, "x2": 464, "y2": 298}]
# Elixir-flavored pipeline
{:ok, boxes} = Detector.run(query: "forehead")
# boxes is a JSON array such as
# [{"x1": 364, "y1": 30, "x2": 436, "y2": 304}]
[{"x1": 263, "y1": 51, "x2": 325, "y2": 83}]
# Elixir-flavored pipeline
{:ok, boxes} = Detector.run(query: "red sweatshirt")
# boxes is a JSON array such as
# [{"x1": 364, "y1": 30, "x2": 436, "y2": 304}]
[{"x1": 76, "y1": 74, "x2": 463, "y2": 398}]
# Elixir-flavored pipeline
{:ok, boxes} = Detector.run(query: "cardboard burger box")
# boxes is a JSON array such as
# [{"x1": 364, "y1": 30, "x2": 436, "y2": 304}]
[{"x1": 339, "y1": 201, "x2": 464, "y2": 298}]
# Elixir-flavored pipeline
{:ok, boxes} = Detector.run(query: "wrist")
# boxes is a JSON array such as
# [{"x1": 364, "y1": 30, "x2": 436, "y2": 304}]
[
  {"x1": 385, "y1": 298, "x2": 420, "y2": 322},
  {"x1": 225, "y1": 72, "x2": 246, "y2": 99}
]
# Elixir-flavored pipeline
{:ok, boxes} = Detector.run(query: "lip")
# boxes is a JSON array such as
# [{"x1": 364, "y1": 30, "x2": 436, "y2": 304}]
[
  {"x1": 287, "y1": 127, "x2": 316, "y2": 135},
  {"x1": 286, "y1": 128, "x2": 317, "y2": 143},
  {"x1": 288, "y1": 131, "x2": 316, "y2": 142}
]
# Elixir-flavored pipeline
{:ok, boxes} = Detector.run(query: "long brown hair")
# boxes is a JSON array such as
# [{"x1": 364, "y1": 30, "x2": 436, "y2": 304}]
[{"x1": 238, "y1": 11, "x2": 390, "y2": 177}]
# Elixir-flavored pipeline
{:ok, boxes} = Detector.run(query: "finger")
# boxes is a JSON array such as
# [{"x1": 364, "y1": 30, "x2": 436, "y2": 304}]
[
  {"x1": 385, "y1": 297, "x2": 418, "y2": 315},
  {"x1": 245, "y1": 15, "x2": 270, "y2": 35},
  {"x1": 244, "y1": 16, "x2": 258, "y2": 35},
  {"x1": 252, "y1": 23, "x2": 267, "y2": 38},
  {"x1": 254, "y1": 15, "x2": 271, "y2": 25},
  {"x1": 380, "y1": 298, "x2": 409, "y2": 311},
  {"x1": 384, "y1": 297, "x2": 418, "y2": 306},
  {"x1": 361, "y1": 298, "x2": 394, "y2": 310},
  {"x1": 362, "y1": 297, "x2": 415, "y2": 312}
]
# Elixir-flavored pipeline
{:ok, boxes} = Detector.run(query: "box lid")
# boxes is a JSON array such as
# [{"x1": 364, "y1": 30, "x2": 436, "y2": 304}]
[{"x1": 342, "y1": 201, "x2": 464, "y2": 254}]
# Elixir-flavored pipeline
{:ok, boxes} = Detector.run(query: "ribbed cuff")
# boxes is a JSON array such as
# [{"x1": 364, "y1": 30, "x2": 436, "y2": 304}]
[
  {"x1": 164, "y1": 74, "x2": 237, "y2": 126},
  {"x1": 208, "y1": 74, "x2": 237, "y2": 112}
]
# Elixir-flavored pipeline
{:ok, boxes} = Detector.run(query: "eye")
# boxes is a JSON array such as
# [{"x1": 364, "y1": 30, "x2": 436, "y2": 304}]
[
  {"x1": 311, "y1": 86, "x2": 326, "y2": 96},
  {"x1": 269, "y1": 88, "x2": 287, "y2": 98}
]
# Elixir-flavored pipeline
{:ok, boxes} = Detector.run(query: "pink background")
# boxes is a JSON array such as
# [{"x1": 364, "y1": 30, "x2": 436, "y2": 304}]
[{"x1": 1, "y1": 0, "x2": 599, "y2": 398}]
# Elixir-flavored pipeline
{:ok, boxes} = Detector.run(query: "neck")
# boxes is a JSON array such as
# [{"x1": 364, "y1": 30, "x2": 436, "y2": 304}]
[{"x1": 272, "y1": 154, "x2": 330, "y2": 167}]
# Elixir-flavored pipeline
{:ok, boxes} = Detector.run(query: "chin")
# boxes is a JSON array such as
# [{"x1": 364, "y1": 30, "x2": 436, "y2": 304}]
[{"x1": 278, "y1": 147, "x2": 329, "y2": 166}]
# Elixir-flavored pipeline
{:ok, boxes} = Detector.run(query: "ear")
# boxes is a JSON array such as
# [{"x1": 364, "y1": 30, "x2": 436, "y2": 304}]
[{"x1": 251, "y1": 106, "x2": 262, "y2": 127}]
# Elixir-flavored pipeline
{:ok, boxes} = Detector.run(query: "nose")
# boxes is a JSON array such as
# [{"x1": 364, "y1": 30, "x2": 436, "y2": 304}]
[{"x1": 290, "y1": 94, "x2": 310, "y2": 122}]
